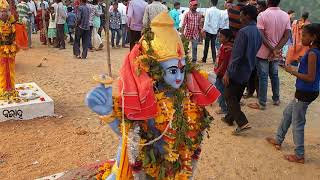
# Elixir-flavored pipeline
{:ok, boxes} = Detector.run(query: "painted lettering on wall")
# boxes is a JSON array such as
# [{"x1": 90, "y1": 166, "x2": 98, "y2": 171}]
[{"x1": 2, "y1": 110, "x2": 23, "y2": 119}]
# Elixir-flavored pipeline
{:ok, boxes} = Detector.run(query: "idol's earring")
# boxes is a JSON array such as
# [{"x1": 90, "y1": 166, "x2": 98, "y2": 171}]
[{"x1": 311, "y1": 41, "x2": 314, "y2": 46}]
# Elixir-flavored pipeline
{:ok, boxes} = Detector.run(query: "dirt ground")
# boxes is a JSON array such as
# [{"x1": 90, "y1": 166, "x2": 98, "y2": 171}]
[{"x1": 0, "y1": 35, "x2": 319, "y2": 180}]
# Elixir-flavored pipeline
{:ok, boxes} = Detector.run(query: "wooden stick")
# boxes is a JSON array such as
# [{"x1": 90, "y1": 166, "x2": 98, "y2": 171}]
[{"x1": 105, "y1": 0, "x2": 112, "y2": 77}]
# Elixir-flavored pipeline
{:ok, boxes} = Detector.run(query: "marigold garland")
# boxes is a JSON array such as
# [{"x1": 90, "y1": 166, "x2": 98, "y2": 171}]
[{"x1": 0, "y1": 15, "x2": 17, "y2": 58}]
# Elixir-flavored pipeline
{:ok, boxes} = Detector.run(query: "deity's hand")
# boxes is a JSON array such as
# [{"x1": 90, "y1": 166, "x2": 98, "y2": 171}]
[{"x1": 85, "y1": 84, "x2": 113, "y2": 116}]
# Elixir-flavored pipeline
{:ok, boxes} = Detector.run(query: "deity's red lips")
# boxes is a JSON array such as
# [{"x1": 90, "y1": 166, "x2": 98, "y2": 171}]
[{"x1": 176, "y1": 80, "x2": 181, "y2": 84}]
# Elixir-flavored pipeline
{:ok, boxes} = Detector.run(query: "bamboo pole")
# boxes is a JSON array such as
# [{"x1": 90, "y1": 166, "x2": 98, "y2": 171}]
[{"x1": 104, "y1": 0, "x2": 112, "y2": 77}]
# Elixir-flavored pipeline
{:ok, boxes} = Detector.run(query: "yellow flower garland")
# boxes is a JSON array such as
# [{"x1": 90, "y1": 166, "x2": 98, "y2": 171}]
[
  {"x1": 143, "y1": 92, "x2": 203, "y2": 178},
  {"x1": 0, "y1": 15, "x2": 17, "y2": 59},
  {"x1": 98, "y1": 92, "x2": 205, "y2": 179}
]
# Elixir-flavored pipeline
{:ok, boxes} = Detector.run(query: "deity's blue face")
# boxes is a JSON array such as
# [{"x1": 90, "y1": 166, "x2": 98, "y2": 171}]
[{"x1": 160, "y1": 58, "x2": 186, "y2": 89}]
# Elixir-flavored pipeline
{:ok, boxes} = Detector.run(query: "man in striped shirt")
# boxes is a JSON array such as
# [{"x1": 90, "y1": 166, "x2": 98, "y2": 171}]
[
  {"x1": 17, "y1": 0, "x2": 32, "y2": 48},
  {"x1": 228, "y1": 0, "x2": 248, "y2": 36}
]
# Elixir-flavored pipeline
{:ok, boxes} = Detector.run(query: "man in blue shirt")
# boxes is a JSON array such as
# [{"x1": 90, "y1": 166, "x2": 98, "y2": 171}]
[
  {"x1": 169, "y1": 2, "x2": 181, "y2": 30},
  {"x1": 222, "y1": 5, "x2": 262, "y2": 135},
  {"x1": 73, "y1": 0, "x2": 91, "y2": 59}
]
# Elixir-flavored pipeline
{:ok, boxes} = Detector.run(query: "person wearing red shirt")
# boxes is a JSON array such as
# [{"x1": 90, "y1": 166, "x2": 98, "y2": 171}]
[{"x1": 214, "y1": 29, "x2": 234, "y2": 114}]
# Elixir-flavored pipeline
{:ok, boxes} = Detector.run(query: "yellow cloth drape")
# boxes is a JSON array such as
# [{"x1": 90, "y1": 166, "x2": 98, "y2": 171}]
[{"x1": 116, "y1": 135, "x2": 133, "y2": 180}]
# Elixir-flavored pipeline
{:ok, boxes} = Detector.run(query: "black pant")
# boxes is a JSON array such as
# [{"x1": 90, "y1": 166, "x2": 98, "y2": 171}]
[
  {"x1": 246, "y1": 67, "x2": 259, "y2": 96},
  {"x1": 73, "y1": 27, "x2": 90, "y2": 58},
  {"x1": 202, "y1": 32, "x2": 217, "y2": 63},
  {"x1": 88, "y1": 26, "x2": 93, "y2": 49},
  {"x1": 56, "y1": 24, "x2": 65, "y2": 48},
  {"x1": 224, "y1": 80, "x2": 248, "y2": 127},
  {"x1": 98, "y1": 21, "x2": 106, "y2": 37},
  {"x1": 129, "y1": 30, "x2": 142, "y2": 50},
  {"x1": 68, "y1": 25, "x2": 75, "y2": 42}
]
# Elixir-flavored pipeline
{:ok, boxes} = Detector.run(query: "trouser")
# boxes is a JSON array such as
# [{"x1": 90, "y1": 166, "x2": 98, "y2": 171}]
[
  {"x1": 246, "y1": 67, "x2": 259, "y2": 96},
  {"x1": 30, "y1": 14, "x2": 36, "y2": 32},
  {"x1": 121, "y1": 24, "x2": 127, "y2": 46},
  {"x1": 111, "y1": 28, "x2": 121, "y2": 47},
  {"x1": 191, "y1": 38, "x2": 199, "y2": 62},
  {"x1": 92, "y1": 27, "x2": 103, "y2": 48},
  {"x1": 224, "y1": 79, "x2": 248, "y2": 127},
  {"x1": 202, "y1": 32, "x2": 217, "y2": 63},
  {"x1": 27, "y1": 21, "x2": 32, "y2": 48},
  {"x1": 215, "y1": 77, "x2": 228, "y2": 113},
  {"x1": 275, "y1": 99, "x2": 311, "y2": 158},
  {"x1": 88, "y1": 26, "x2": 93, "y2": 49},
  {"x1": 56, "y1": 24, "x2": 65, "y2": 48},
  {"x1": 257, "y1": 58, "x2": 280, "y2": 106},
  {"x1": 98, "y1": 21, "x2": 106, "y2": 37},
  {"x1": 129, "y1": 30, "x2": 141, "y2": 50},
  {"x1": 73, "y1": 27, "x2": 90, "y2": 58},
  {"x1": 68, "y1": 25, "x2": 75, "y2": 42}
]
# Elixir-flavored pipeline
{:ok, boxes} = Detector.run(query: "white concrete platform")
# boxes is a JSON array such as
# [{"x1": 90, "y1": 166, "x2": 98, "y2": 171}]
[{"x1": 0, "y1": 82, "x2": 54, "y2": 122}]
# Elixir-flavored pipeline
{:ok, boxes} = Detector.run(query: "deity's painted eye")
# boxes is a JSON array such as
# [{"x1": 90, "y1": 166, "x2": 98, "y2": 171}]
[{"x1": 167, "y1": 68, "x2": 178, "y2": 75}]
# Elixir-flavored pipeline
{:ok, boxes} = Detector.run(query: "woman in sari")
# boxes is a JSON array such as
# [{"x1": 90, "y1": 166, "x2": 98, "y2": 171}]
[
  {"x1": 286, "y1": 12, "x2": 311, "y2": 66},
  {"x1": 36, "y1": 7, "x2": 50, "y2": 45}
]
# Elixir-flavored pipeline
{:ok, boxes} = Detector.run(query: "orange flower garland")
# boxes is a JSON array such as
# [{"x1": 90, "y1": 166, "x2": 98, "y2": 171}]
[{"x1": 0, "y1": 15, "x2": 17, "y2": 59}]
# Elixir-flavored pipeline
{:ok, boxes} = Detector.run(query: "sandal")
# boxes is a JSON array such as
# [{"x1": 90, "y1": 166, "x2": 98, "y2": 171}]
[
  {"x1": 265, "y1": 137, "x2": 281, "y2": 150},
  {"x1": 284, "y1": 154, "x2": 305, "y2": 164},
  {"x1": 248, "y1": 103, "x2": 266, "y2": 110},
  {"x1": 232, "y1": 123, "x2": 252, "y2": 135}
]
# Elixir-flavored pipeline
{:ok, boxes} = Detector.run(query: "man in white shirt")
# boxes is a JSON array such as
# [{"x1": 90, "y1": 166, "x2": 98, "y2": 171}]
[
  {"x1": 220, "y1": 8, "x2": 229, "y2": 29},
  {"x1": 55, "y1": 0, "x2": 67, "y2": 49},
  {"x1": 201, "y1": 0, "x2": 223, "y2": 63},
  {"x1": 27, "y1": 0, "x2": 37, "y2": 33},
  {"x1": 118, "y1": 0, "x2": 128, "y2": 48},
  {"x1": 37, "y1": 0, "x2": 49, "y2": 10}
]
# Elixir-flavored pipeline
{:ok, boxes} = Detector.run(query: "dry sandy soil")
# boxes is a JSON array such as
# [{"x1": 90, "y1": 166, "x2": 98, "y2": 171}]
[{"x1": 0, "y1": 35, "x2": 319, "y2": 180}]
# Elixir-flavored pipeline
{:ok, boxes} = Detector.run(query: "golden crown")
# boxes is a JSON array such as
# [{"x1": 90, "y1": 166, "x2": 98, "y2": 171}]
[{"x1": 141, "y1": 12, "x2": 185, "y2": 62}]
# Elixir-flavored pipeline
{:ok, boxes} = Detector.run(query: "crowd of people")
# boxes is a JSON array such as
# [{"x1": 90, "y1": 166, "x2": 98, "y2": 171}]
[
  {"x1": 10, "y1": 0, "x2": 131, "y2": 59},
  {"x1": 7, "y1": 0, "x2": 320, "y2": 164}
]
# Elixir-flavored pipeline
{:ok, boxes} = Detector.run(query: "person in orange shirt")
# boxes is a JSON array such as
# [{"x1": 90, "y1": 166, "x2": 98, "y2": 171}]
[{"x1": 286, "y1": 12, "x2": 311, "y2": 66}]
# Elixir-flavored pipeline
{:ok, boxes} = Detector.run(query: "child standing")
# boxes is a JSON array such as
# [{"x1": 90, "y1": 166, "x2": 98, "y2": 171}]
[
  {"x1": 214, "y1": 29, "x2": 234, "y2": 115},
  {"x1": 47, "y1": 6, "x2": 57, "y2": 45},
  {"x1": 66, "y1": 7, "x2": 76, "y2": 43},
  {"x1": 109, "y1": 2, "x2": 121, "y2": 48},
  {"x1": 266, "y1": 24, "x2": 320, "y2": 164}
]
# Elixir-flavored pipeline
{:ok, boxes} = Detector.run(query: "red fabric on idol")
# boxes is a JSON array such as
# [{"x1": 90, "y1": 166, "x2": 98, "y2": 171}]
[
  {"x1": 118, "y1": 44, "x2": 158, "y2": 120},
  {"x1": 119, "y1": 45, "x2": 220, "y2": 120},
  {"x1": 186, "y1": 71, "x2": 220, "y2": 106}
]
